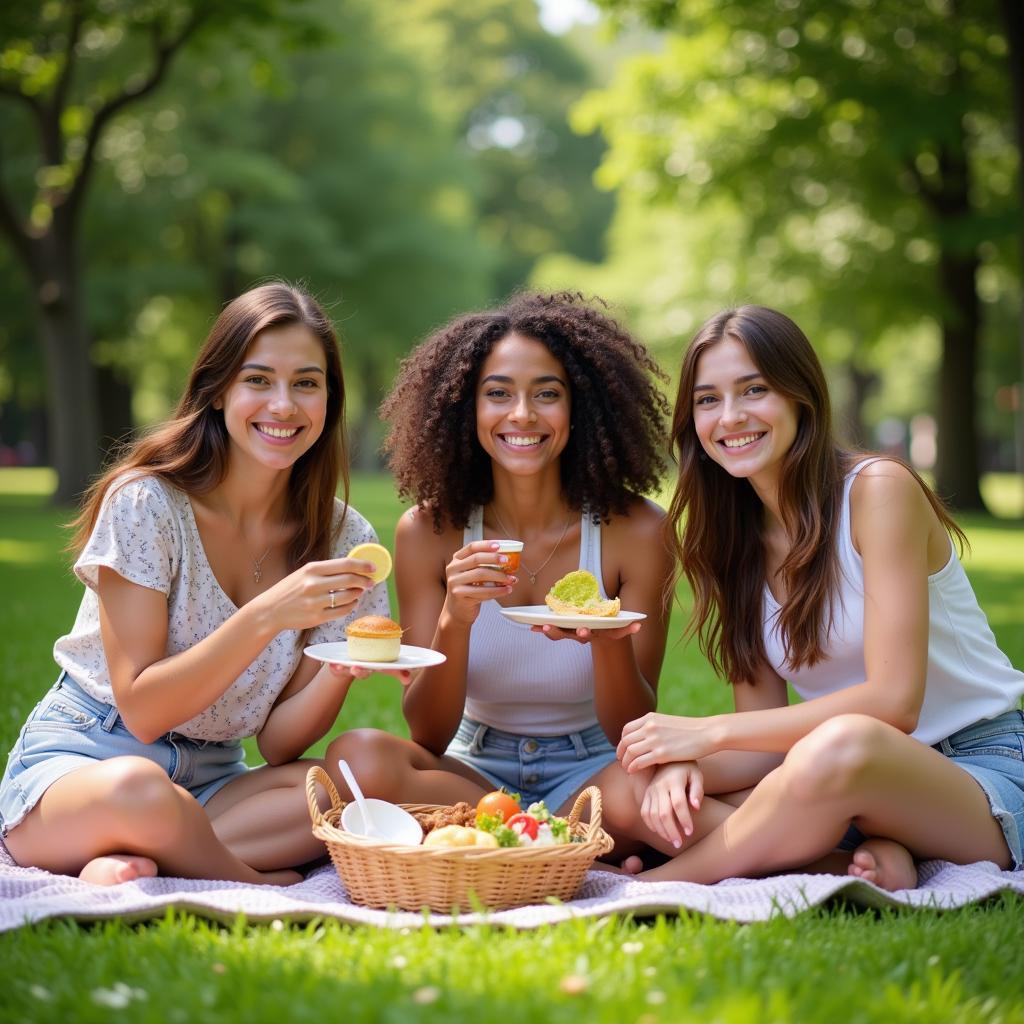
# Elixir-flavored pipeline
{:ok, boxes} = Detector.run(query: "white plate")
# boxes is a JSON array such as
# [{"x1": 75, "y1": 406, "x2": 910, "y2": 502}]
[
  {"x1": 498, "y1": 605, "x2": 647, "y2": 630},
  {"x1": 304, "y1": 641, "x2": 447, "y2": 670}
]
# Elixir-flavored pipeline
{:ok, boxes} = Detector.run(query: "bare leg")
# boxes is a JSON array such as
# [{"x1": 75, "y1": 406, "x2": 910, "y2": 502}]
[
  {"x1": 331, "y1": 728, "x2": 495, "y2": 805},
  {"x1": 4, "y1": 757, "x2": 300, "y2": 886},
  {"x1": 206, "y1": 730, "x2": 468, "y2": 870},
  {"x1": 206, "y1": 759, "x2": 330, "y2": 871},
  {"x1": 637, "y1": 715, "x2": 1010, "y2": 889},
  {"x1": 562, "y1": 761, "x2": 743, "y2": 872}
]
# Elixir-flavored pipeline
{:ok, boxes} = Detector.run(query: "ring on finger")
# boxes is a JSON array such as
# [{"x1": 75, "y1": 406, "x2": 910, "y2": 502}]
[{"x1": 329, "y1": 589, "x2": 337, "y2": 610}]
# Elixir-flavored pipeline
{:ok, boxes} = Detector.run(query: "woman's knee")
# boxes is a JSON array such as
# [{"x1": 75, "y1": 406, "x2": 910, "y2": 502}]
[
  {"x1": 327, "y1": 729, "x2": 410, "y2": 799},
  {"x1": 92, "y1": 756, "x2": 186, "y2": 842},
  {"x1": 587, "y1": 763, "x2": 643, "y2": 834},
  {"x1": 782, "y1": 714, "x2": 890, "y2": 803}
]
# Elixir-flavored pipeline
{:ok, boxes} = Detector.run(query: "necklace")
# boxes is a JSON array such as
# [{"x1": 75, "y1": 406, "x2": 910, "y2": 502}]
[
  {"x1": 490, "y1": 508, "x2": 573, "y2": 586},
  {"x1": 251, "y1": 546, "x2": 272, "y2": 584}
]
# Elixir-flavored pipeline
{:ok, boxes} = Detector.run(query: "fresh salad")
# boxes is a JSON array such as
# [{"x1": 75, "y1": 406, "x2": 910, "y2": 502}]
[{"x1": 474, "y1": 790, "x2": 576, "y2": 848}]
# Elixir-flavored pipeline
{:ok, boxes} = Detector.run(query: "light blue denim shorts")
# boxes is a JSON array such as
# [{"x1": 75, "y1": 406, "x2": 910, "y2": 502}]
[
  {"x1": 840, "y1": 708, "x2": 1024, "y2": 869},
  {"x1": 445, "y1": 716, "x2": 616, "y2": 813},
  {"x1": 935, "y1": 708, "x2": 1024, "y2": 870},
  {"x1": 0, "y1": 672, "x2": 248, "y2": 838}
]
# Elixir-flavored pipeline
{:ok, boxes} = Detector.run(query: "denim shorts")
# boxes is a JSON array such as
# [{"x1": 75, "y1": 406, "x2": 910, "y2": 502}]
[
  {"x1": 840, "y1": 708, "x2": 1024, "y2": 869},
  {"x1": 445, "y1": 717, "x2": 616, "y2": 813},
  {"x1": 0, "y1": 672, "x2": 249, "y2": 838}
]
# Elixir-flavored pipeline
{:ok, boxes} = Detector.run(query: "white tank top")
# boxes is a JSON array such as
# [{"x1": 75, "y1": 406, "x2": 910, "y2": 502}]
[
  {"x1": 763, "y1": 459, "x2": 1024, "y2": 745},
  {"x1": 462, "y1": 507, "x2": 607, "y2": 735}
]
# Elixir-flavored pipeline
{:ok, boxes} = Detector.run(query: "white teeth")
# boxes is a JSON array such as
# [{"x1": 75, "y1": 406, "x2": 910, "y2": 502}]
[
  {"x1": 503, "y1": 435, "x2": 542, "y2": 447},
  {"x1": 257, "y1": 425, "x2": 299, "y2": 439},
  {"x1": 723, "y1": 433, "x2": 763, "y2": 449}
]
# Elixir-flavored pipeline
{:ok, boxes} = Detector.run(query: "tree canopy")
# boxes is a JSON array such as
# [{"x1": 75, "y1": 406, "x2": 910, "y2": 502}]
[{"x1": 558, "y1": 0, "x2": 1019, "y2": 508}]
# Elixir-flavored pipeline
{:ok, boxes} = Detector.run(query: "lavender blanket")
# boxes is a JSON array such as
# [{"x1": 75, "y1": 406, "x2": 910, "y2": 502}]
[{"x1": 1, "y1": 844, "x2": 1021, "y2": 931}]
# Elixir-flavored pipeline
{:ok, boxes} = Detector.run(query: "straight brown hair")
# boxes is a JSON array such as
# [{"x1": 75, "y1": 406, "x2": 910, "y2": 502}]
[
  {"x1": 71, "y1": 282, "x2": 349, "y2": 568},
  {"x1": 665, "y1": 305, "x2": 965, "y2": 684}
]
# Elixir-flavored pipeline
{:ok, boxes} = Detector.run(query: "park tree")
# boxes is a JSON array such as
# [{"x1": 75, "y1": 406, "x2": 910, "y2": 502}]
[
  {"x1": 582, "y1": 0, "x2": 1017, "y2": 510},
  {"x1": 0, "y1": 0, "x2": 325, "y2": 503},
  {"x1": 101, "y1": 0, "x2": 493, "y2": 465},
  {"x1": 387, "y1": 0, "x2": 615, "y2": 298}
]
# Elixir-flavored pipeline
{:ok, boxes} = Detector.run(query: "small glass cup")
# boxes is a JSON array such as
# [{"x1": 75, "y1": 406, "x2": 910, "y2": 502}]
[{"x1": 482, "y1": 539, "x2": 522, "y2": 573}]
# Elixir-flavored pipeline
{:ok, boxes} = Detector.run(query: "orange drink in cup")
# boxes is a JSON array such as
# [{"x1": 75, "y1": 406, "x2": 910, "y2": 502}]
[{"x1": 483, "y1": 540, "x2": 522, "y2": 574}]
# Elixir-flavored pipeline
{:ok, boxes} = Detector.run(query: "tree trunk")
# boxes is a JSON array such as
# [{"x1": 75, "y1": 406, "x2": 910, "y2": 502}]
[
  {"x1": 999, "y1": 0, "x2": 1024, "y2": 494},
  {"x1": 96, "y1": 362, "x2": 137, "y2": 454},
  {"x1": 351, "y1": 352, "x2": 385, "y2": 472},
  {"x1": 840, "y1": 364, "x2": 877, "y2": 449},
  {"x1": 33, "y1": 240, "x2": 102, "y2": 505},
  {"x1": 935, "y1": 248, "x2": 985, "y2": 510}
]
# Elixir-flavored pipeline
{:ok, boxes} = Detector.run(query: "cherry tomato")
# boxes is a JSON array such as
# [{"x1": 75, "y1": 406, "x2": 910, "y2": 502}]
[
  {"x1": 505, "y1": 813, "x2": 539, "y2": 840},
  {"x1": 476, "y1": 790, "x2": 521, "y2": 824}
]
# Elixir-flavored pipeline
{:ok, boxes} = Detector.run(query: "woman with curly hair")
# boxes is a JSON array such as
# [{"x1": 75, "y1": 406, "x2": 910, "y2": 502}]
[{"x1": 335, "y1": 292, "x2": 675, "y2": 828}]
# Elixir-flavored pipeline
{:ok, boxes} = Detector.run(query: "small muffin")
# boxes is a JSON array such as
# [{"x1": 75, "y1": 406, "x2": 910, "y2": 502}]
[{"x1": 345, "y1": 615, "x2": 403, "y2": 662}]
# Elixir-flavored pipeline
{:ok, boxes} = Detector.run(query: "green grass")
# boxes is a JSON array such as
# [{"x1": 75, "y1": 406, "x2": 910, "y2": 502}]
[{"x1": 1, "y1": 467, "x2": 1022, "y2": 1024}]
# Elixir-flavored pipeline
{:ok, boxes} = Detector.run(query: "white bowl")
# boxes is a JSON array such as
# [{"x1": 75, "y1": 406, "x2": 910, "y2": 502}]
[{"x1": 341, "y1": 798, "x2": 423, "y2": 846}]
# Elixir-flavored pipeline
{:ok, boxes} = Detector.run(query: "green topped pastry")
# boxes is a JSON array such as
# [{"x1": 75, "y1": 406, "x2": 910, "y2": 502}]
[{"x1": 544, "y1": 569, "x2": 621, "y2": 617}]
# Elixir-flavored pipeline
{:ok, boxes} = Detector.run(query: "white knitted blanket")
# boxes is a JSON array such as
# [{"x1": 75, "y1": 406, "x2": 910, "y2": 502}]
[{"x1": 1, "y1": 848, "x2": 1021, "y2": 931}]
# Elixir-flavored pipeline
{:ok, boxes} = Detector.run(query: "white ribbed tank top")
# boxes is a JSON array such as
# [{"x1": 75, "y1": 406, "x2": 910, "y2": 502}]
[
  {"x1": 462, "y1": 507, "x2": 607, "y2": 735},
  {"x1": 763, "y1": 459, "x2": 1024, "y2": 745}
]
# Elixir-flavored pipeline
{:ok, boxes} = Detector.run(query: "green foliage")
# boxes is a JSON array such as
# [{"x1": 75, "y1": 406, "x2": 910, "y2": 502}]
[
  {"x1": 385, "y1": 0, "x2": 615, "y2": 298},
  {"x1": 542, "y1": 0, "x2": 1019, "y2": 468},
  {"x1": 0, "y1": 0, "x2": 615, "y2": 472}
]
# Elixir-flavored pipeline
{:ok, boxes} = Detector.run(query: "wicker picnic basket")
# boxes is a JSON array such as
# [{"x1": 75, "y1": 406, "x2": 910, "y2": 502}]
[{"x1": 305, "y1": 765, "x2": 614, "y2": 912}]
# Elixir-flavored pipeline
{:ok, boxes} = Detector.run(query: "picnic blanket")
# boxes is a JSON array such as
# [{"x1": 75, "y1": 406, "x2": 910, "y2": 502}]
[{"x1": 1, "y1": 839, "x2": 1021, "y2": 931}]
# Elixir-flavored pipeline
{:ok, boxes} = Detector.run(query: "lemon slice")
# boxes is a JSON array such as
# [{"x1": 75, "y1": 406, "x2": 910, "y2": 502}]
[{"x1": 348, "y1": 542, "x2": 392, "y2": 584}]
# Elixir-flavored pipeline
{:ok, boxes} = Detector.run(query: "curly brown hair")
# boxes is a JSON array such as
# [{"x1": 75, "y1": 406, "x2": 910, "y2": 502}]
[{"x1": 381, "y1": 291, "x2": 669, "y2": 531}]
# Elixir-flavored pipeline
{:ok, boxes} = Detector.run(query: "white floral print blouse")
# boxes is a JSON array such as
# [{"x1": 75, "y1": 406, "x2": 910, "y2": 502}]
[{"x1": 53, "y1": 474, "x2": 390, "y2": 741}]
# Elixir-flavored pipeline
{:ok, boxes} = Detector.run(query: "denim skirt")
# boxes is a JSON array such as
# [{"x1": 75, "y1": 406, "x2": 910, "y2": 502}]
[
  {"x1": 445, "y1": 716, "x2": 617, "y2": 813},
  {"x1": 0, "y1": 672, "x2": 248, "y2": 838}
]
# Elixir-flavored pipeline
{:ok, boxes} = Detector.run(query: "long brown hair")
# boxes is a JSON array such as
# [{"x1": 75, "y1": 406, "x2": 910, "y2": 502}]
[
  {"x1": 71, "y1": 282, "x2": 349, "y2": 568},
  {"x1": 665, "y1": 305, "x2": 964, "y2": 684}
]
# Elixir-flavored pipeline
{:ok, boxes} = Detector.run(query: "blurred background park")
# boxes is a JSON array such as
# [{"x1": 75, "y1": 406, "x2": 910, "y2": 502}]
[{"x1": 0, "y1": 0, "x2": 1021, "y2": 515}]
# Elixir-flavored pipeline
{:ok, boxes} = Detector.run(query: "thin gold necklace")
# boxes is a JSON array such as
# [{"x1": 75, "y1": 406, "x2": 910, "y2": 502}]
[
  {"x1": 251, "y1": 546, "x2": 272, "y2": 584},
  {"x1": 490, "y1": 508, "x2": 573, "y2": 586}
]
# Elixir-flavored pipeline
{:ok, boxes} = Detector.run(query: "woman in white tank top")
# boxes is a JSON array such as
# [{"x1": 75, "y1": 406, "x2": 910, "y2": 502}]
[
  {"x1": 333, "y1": 293, "x2": 674, "y2": 834},
  {"x1": 616, "y1": 305, "x2": 1024, "y2": 889}
]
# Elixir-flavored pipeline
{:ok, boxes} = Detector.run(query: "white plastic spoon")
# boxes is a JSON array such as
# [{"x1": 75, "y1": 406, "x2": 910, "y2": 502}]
[
  {"x1": 337, "y1": 757, "x2": 376, "y2": 833},
  {"x1": 337, "y1": 758, "x2": 423, "y2": 845}
]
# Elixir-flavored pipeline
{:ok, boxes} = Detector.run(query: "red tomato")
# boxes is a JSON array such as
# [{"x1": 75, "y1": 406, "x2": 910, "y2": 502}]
[
  {"x1": 476, "y1": 790, "x2": 521, "y2": 824},
  {"x1": 505, "y1": 813, "x2": 539, "y2": 840}
]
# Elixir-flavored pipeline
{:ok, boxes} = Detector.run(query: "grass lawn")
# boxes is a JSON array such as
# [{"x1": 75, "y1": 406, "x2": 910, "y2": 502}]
[{"x1": 0, "y1": 467, "x2": 1022, "y2": 1024}]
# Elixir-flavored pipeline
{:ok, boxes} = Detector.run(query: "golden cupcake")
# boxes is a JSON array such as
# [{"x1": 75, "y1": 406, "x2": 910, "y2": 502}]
[{"x1": 345, "y1": 615, "x2": 403, "y2": 662}]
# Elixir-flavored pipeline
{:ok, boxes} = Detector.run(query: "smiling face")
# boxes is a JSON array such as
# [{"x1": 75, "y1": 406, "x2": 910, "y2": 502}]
[
  {"x1": 215, "y1": 322, "x2": 329, "y2": 476},
  {"x1": 475, "y1": 332, "x2": 571, "y2": 480},
  {"x1": 692, "y1": 337, "x2": 799, "y2": 493}
]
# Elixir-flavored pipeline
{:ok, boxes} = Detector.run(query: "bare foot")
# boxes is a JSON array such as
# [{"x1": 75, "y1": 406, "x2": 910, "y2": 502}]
[
  {"x1": 620, "y1": 855, "x2": 644, "y2": 875},
  {"x1": 848, "y1": 838, "x2": 917, "y2": 891},
  {"x1": 79, "y1": 855, "x2": 158, "y2": 886},
  {"x1": 590, "y1": 854, "x2": 648, "y2": 876}
]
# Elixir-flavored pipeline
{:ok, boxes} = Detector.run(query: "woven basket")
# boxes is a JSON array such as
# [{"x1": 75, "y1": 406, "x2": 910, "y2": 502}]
[{"x1": 305, "y1": 765, "x2": 614, "y2": 912}]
